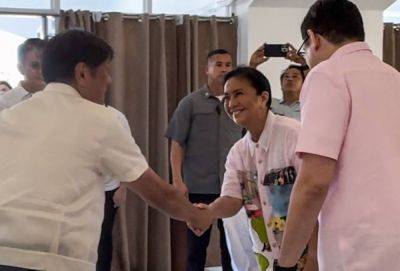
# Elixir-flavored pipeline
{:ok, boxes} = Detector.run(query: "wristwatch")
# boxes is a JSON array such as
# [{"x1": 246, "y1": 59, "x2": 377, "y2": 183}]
[{"x1": 273, "y1": 260, "x2": 297, "y2": 271}]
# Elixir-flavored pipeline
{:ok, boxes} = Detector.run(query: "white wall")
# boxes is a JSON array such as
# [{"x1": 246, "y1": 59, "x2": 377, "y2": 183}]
[
  {"x1": 231, "y1": 0, "x2": 252, "y2": 64},
  {"x1": 234, "y1": 1, "x2": 394, "y2": 99}
]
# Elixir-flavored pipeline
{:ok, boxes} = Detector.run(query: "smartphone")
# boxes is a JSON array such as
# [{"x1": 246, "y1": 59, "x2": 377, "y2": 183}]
[{"x1": 263, "y1": 43, "x2": 289, "y2": 57}]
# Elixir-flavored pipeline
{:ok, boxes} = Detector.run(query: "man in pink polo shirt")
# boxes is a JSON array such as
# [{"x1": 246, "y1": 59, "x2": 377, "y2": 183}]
[{"x1": 279, "y1": 1, "x2": 400, "y2": 270}]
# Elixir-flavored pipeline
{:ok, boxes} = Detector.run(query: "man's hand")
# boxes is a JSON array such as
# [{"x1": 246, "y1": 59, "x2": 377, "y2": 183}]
[
  {"x1": 173, "y1": 179, "x2": 188, "y2": 197},
  {"x1": 249, "y1": 45, "x2": 269, "y2": 68},
  {"x1": 187, "y1": 203, "x2": 214, "y2": 236},
  {"x1": 286, "y1": 44, "x2": 306, "y2": 65},
  {"x1": 302, "y1": 257, "x2": 318, "y2": 271},
  {"x1": 113, "y1": 185, "x2": 127, "y2": 207}
]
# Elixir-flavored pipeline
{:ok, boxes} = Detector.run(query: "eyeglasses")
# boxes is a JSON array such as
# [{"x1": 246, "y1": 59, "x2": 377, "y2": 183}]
[{"x1": 297, "y1": 36, "x2": 309, "y2": 57}]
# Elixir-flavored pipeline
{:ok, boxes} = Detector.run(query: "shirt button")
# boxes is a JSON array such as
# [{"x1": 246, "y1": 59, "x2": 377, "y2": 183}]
[
  {"x1": 256, "y1": 144, "x2": 259, "y2": 148},
  {"x1": 262, "y1": 201, "x2": 267, "y2": 205},
  {"x1": 258, "y1": 160, "x2": 262, "y2": 164}
]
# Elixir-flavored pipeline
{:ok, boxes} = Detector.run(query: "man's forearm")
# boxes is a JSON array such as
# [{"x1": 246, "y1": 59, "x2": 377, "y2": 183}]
[
  {"x1": 209, "y1": 196, "x2": 242, "y2": 219},
  {"x1": 160, "y1": 183, "x2": 197, "y2": 221},
  {"x1": 170, "y1": 140, "x2": 184, "y2": 183},
  {"x1": 280, "y1": 154, "x2": 335, "y2": 267},
  {"x1": 279, "y1": 179, "x2": 327, "y2": 266},
  {"x1": 127, "y1": 168, "x2": 196, "y2": 222}
]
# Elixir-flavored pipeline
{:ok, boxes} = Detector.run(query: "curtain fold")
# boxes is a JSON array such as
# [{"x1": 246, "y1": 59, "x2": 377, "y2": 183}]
[
  {"x1": 383, "y1": 23, "x2": 400, "y2": 71},
  {"x1": 58, "y1": 11, "x2": 237, "y2": 271}
]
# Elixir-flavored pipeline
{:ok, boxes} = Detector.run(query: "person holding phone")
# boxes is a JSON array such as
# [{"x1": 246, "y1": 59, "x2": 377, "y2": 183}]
[{"x1": 249, "y1": 43, "x2": 308, "y2": 121}]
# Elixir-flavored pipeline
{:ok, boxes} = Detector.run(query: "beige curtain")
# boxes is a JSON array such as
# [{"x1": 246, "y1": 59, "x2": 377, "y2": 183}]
[
  {"x1": 383, "y1": 23, "x2": 400, "y2": 71},
  {"x1": 59, "y1": 11, "x2": 237, "y2": 271},
  {"x1": 58, "y1": 10, "x2": 94, "y2": 32}
]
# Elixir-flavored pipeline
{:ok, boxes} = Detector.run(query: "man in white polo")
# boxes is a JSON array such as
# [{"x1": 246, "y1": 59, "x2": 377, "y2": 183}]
[
  {"x1": 0, "y1": 29, "x2": 213, "y2": 271},
  {"x1": 0, "y1": 38, "x2": 46, "y2": 110}
]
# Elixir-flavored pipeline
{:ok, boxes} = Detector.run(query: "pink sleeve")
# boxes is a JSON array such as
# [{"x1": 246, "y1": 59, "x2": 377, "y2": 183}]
[
  {"x1": 221, "y1": 144, "x2": 243, "y2": 200},
  {"x1": 296, "y1": 71, "x2": 350, "y2": 160}
]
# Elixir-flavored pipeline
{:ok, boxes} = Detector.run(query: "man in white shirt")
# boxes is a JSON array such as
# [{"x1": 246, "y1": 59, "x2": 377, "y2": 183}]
[
  {"x1": 0, "y1": 37, "x2": 126, "y2": 271},
  {"x1": 0, "y1": 29, "x2": 212, "y2": 271},
  {"x1": 0, "y1": 38, "x2": 47, "y2": 111}
]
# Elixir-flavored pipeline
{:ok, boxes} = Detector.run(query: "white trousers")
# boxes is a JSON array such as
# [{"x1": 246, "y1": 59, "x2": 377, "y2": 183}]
[{"x1": 223, "y1": 207, "x2": 259, "y2": 271}]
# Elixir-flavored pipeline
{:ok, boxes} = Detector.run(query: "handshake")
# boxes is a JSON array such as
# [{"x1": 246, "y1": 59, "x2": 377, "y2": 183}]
[{"x1": 187, "y1": 203, "x2": 215, "y2": 236}]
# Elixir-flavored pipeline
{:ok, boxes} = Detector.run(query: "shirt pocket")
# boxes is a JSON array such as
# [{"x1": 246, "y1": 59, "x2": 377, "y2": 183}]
[{"x1": 192, "y1": 107, "x2": 218, "y2": 132}]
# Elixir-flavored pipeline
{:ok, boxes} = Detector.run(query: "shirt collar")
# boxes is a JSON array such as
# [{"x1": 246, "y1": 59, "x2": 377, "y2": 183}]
[
  {"x1": 16, "y1": 82, "x2": 30, "y2": 96},
  {"x1": 203, "y1": 84, "x2": 223, "y2": 100},
  {"x1": 246, "y1": 111, "x2": 276, "y2": 157},
  {"x1": 279, "y1": 99, "x2": 300, "y2": 106},
  {"x1": 330, "y1": 42, "x2": 371, "y2": 60},
  {"x1": 42, "y1": 83, "x2": 82, "y2": 97}
]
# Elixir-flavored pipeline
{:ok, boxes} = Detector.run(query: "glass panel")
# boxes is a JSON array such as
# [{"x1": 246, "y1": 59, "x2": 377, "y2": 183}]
[
  {"x1": 0, "y1": 15, "x2": 43, "y2": 86},
  {"x1": 384, "y1": 0, "x2": 400, "y2": 23},
  {"x1": 47, "y1": 16, "x2": 56, "y2": 38},
  {"x1": 0, "y1": 0, "x2": 50, "y2": 9},
  {"x1": 152, "y1": 0, "x2": 222, "y2": 15},
  {"x1": 61, "y1": 0, "x2": 143, "y2": 13}
]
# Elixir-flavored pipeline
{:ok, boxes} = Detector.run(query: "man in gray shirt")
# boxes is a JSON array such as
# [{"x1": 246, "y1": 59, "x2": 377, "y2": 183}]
[{"x1": 166, "y1": 49, "x2": 242, "y2": 271}]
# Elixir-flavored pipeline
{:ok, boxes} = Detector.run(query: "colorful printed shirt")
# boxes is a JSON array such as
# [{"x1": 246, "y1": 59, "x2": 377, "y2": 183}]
[{"x1": 221, "y1": 111, "x2": 306, "y2": 270}]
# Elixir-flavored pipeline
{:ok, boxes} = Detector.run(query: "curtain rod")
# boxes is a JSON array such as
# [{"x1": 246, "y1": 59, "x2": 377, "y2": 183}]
[
  {"x1": 101, "y1": 13, "x2": 235, "y2": 23},
  {"x1": 384, "y1": 23, "x2": 400, "y2": 30},
  {"x1": 0, "y1": 9, "x2": 235, "y2": 23},
  {"x1": 0, "y1": 8, "x2": 59, "y2": 17}
]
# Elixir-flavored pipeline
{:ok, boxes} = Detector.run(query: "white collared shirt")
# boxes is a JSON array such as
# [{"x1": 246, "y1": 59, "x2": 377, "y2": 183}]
[
  {"x1": 221, "y1": 111, "x2": 301, "y2": 268},
  {"x1": 0, "y1": 82, "x2": 127, "y2": 192},
  {"x1": 0, "y1": 83, "x2": 148, "y2": 271},
  {"x1": 104, "y1": 106, "x2": 132, "y2": 191},
  {"x1": 0, "y1": 82, "x2": 31, "y2": 111}
]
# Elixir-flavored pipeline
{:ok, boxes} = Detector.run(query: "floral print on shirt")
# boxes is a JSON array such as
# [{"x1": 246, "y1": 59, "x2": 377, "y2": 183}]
[{"x1": 238, "y1": 167, "x2": 308, "y2": 271}]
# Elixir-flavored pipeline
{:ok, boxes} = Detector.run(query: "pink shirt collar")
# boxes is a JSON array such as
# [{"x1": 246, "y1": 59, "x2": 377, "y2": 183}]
[{"x1": 330, "y1": 41, "x2": 371, "y2": 60}]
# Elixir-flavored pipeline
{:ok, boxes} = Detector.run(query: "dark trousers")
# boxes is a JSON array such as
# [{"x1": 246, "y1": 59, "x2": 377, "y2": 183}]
[
  {"x1": 97, "y1": 188, "x2": 118, "y2": 271},
  {"x1": 0, "y1": 266, "x2": 38, "y2": 271},
  {"x1": 187, "y1": 193, "x2": 233, "y2": 271}
]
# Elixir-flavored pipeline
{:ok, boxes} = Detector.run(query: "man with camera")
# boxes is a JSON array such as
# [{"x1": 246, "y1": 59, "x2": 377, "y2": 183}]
[{"x1": 249, "y1": 43, "x2": 308, "y2": 121}]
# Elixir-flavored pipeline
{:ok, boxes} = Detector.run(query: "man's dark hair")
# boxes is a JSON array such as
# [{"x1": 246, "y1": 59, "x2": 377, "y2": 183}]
[
  {"x1": 280, "y1": 65, "x2": 306, "y2": 82},
  {"x1": 301, "y1": 0, "x2": 365, "y2": 44},
  {"x1": 0, "y1": 81, "x2": 12, "y2": 89},
  {"x1": 224, "y1": 66, "x2": 272, "y2": 108},
  {"x1": 42, "y1": 29, "x2": 113, "y2": 84},
  {"x1": 207, "y1": 48, "x2": 230, "y2": 60},
  {"x1": 17, "y1": 38, "x2": 47, "y2": 64}
]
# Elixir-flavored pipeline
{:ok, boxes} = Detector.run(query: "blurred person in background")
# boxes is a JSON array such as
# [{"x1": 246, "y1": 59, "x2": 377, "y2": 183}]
[
  {"x1": 0, "y1": 38, "x2": 46, "y2": 110},
  {"x1": 0, "y1": 81, "x2": 11, "y2": 95}
]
